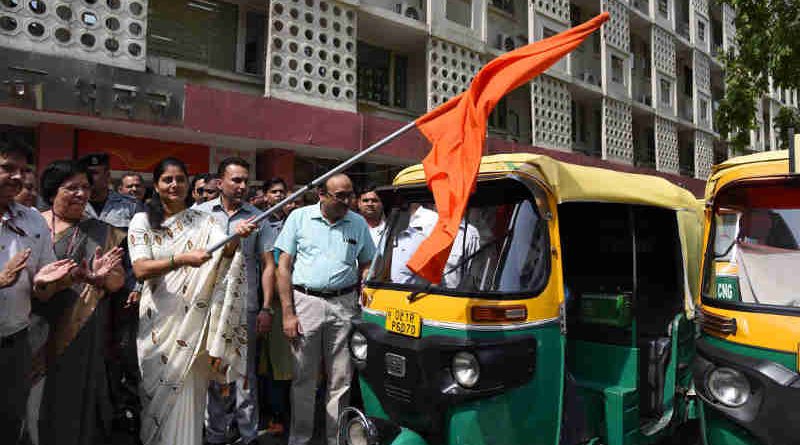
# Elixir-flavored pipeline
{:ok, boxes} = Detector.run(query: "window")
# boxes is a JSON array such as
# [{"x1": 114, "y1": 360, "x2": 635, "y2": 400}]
[
  {"x1": 357, "y1": 41, "x2": 408, "y2": 108},
  {"x1": 697, "y1": 20, "x2": 706, "y2": 42},
  {"x1": 683, "y1": 66, "x2": 692, "y2": 95},
  {"x1": 703, "y1": 182, "x2": 800, "y2": 310},
  {"x1": 611, "y1": 55, "x2": 625, "y2": 84},
  {"x1": 242, "y1": 10, "x2": 265, "y2": 75},
  {"x1": 657, "y1": 0, "x2": 668, "y2": 17},
  {"x1": 145, "y1": 1, "x2": 265, "y2": 75},
  {"x1": 446, "y1": 0, "x2": 472, "y2": 28},
  {"x1": 570, "y1": 5, "x2": 581, "y2": 27},
  {"x1": 490, "y1": 0, "x2": 514, "y2": 15},
  {"x1": 700, "y1": 98, "x2": 708, "y2": 121},
  {"x1": 368, "y1": 179, "x2": 551, "y2": 296},
  {"x1": 660, "y1": 79, "x2": 672, "y2": 105},
  {"x1": 489, "y1": 97, "x2": 508, "y2": 130}
]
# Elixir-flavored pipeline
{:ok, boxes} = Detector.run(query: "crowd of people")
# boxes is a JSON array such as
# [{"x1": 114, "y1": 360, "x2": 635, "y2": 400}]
[{"x1": 0, "y1": 141, "x2": 390, "y2": 445}]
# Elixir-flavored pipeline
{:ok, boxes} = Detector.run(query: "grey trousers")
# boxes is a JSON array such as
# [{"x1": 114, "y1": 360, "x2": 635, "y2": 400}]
[
  {"x1": 0, "y1": 328, "x2": 31, "y2": 444},
  {"x1": 206, "y1": 312, "x2": 259, "y2": 443},
  {"x1": 288, "y1": 290, "x2": 358, "y2": 445}
]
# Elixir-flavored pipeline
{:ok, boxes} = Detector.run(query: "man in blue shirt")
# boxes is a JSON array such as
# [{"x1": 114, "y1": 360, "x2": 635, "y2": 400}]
[
  {"x1": 197, "y1": 157, "x2": 275, "y2": 445},
  {"x1": 274, "y1": 173, "x2": 375, "y2": 445}
]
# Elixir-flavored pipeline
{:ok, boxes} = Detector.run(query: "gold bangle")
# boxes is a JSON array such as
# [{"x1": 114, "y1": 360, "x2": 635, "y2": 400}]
[{"x1": 169, "y1": 255, "x2": 176, "y2": 269}]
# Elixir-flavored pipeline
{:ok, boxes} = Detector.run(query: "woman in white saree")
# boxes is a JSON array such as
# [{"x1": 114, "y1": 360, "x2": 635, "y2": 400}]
[{"x1": 128, "y1": 158, "x2": 257, "y2": 445}]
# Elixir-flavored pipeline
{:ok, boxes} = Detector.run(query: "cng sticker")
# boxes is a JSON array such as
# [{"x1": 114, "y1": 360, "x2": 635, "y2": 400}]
[{"x1": 716, "y1": 276, "x2": 741, "y2": 301}]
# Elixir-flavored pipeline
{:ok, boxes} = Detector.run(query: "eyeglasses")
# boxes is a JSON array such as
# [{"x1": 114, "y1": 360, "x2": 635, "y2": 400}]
[
  {"x1": 324, "y1": 191, "x2": 355, "y2": 201},
  {"x1": 60, "y1": 184, "x2": 92, "y2": 195}
]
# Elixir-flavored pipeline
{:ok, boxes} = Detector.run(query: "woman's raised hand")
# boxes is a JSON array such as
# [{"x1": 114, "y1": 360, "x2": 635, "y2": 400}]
[{"x1": 91, "y1": 246, "x2": 124, "y2": 280}]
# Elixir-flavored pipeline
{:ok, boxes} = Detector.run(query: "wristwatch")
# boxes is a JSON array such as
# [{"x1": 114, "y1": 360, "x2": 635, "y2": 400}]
[{"x1": 261, "y1": 306, "x2": 275, "y2": 315}]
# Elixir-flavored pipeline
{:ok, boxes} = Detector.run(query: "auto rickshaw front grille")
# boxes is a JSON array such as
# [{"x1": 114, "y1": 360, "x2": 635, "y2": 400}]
[{"x1": 384, "y1": 383, "x2": 413, "y2": 404}]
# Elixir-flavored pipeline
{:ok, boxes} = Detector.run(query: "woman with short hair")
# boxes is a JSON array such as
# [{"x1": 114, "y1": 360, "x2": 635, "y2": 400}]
[{"x1": 36, "y1": 160, "x2": 126, "y2": 445}]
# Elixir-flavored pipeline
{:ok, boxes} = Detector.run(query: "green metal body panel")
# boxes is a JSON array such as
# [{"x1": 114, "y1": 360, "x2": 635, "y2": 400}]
[
  {"x1": 567, "y1": 314, "x2": 694, "y2": 445},
  {"x1": 699, "y1": 404, "x2": 760, "y2": 445},
  {"x1": 696, "y1": 335, "x2": 795, "y2": 445},
  {"x1": 390, "y1": 428, "x2": 430, "y2": 445},
  {"x1": 359, "y1": 312, "x2": 564, "y2": 445}
]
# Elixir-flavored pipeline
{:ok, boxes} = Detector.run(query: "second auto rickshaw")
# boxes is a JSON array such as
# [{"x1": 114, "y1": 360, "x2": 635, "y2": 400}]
[{"x1": 693, "y1": 148, "x2": 800, "y2": 445}]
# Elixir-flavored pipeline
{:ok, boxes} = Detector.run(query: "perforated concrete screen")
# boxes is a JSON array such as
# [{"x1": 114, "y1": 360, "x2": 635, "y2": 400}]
[
  {"x1": 723, "y1": 4, "x2": 735, "y2": 52},
  {"x1": 603, "y1": 0, "x2": 629, "y2": 53},
  {"x1": 691, "y1": 0, "x2": 708, "y2": 16},
  {"x1": 653, "y1": 25, "x2": 675, "y2": 77},
  {"x1": 534, "y1": 0, "x2": 569, "y2": 24},
  {"x1": 655, "y1": 116, "x2": 679, "y2": 173},
  {"x1": 532, "y1": 74, "x2": 571, "y2": 150},
  {"x1": 0, "y1": 0, "x2": 147, "y2": 71},
  {"x1": 427, "y1": 36, "x2": 482, "y2": 110},
  {"x1": 694, "y1": 130, "x2": 713, "y2": 179},
  {"x1": 266, "y1": 0, "x2": 357, "y2": 112},
  {"x1": 603, "y1": 97, "x2": 633, "y2": 163}
]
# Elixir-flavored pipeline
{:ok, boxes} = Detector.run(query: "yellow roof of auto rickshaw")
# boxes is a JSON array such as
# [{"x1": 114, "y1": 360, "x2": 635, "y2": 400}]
[
  {"x1": 705, "y1": 150, "x2": 790, "y2": 200},
  {"x1": 393, "y1": 153, "x2": 699, "y2": 211}
]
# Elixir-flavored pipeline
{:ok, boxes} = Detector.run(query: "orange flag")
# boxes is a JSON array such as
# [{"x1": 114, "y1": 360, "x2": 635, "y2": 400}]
[{"x1": 406, "y1": 12, "x2": 610, "y2": 283}]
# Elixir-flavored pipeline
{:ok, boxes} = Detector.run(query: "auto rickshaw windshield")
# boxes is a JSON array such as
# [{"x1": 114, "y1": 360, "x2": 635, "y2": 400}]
[
  {"x1": 703, "y1": 180, "x2": 800, "y2": 309},
  {"x1": 367, "y1": 178, "x2": 551, "y2": 298}
]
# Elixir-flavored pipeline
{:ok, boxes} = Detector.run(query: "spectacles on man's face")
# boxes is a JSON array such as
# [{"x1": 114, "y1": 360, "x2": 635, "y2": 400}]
[{"x1": 323, "y1": 191, "x2": 355, "y2": 202}]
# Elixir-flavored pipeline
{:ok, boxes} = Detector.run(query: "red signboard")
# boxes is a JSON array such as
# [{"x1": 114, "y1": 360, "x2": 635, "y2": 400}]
[{"x1": 76, "y1": 130, "x2": 209, "y2": 174}]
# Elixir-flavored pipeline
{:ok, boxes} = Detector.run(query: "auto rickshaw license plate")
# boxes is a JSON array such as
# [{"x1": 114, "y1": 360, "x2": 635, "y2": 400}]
[{"x1": 385, "y1": 308, "x2": 421, "y2": 338}]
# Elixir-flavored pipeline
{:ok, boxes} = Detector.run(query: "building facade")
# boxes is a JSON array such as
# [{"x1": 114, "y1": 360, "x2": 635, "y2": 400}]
[{"x1": 0, "y1": 0, "x2": 795, "y2": 191}]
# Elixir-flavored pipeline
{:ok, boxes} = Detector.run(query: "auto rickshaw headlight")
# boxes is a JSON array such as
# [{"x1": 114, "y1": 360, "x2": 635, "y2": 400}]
[
  {"x1": 350, "y1": 331, "x2": 368, "y2": 361},
  {"x1": 452, "y1": 351, "x2": 480, "y2": 388},
  {"x1": 706, "y1": 367, "x2": 751, "y2": 407},
  {"x1": 345, "y1": 417, "x2": 370, "y2": 445}
]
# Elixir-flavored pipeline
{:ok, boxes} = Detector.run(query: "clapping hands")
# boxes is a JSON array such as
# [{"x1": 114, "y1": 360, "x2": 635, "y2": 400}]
[{"x1": 0, "y1": 248, "x2": 31, "y2": 289}]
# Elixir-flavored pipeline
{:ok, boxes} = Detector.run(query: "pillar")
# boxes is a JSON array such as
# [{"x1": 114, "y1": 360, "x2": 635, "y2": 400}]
[
  {"x1": 257, "y1": 148, "x2": 296, "y2": 187},
  {"x1": 36, "y1": 123, "x2": 75, "y2": 174}
]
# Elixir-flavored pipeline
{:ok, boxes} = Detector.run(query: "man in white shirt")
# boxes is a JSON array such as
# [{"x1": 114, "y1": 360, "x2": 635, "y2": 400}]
[
  {"x1": 0, "y1": 142, "x2": 75, "y2": 441},
  {"x1": 356, "y1": 184, "x2": 386, "y2": 246},
  {"x1": 390, "y1": 204, "x2": 480, "y2": 288}
]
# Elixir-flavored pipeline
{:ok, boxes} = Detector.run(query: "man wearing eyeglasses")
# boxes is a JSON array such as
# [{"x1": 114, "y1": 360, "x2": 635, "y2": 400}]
[{"x1": 274, "y1": 173, "x2": 376, "y2": 445}]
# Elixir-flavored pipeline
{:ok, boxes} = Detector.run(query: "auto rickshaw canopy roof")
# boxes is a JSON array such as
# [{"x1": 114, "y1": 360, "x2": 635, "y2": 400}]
[
  {"x1": 705, "y1": 150, "x2": 790, "y2": 201},
  {"x1": 394, "y1": 153, "x2": 699, "y2": 211}
]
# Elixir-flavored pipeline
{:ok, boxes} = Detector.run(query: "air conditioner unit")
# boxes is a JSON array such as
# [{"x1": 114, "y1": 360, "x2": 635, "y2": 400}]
[
  {"x1": 496, "y1": 33, "x2": 516, "y2": 52},
  {"x1": 395, "y1": 1, "x2": 421, "y2": 20}
]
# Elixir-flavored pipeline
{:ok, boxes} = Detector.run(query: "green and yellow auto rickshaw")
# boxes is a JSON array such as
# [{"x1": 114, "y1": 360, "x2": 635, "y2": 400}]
[
  {"x1": 692, "y1": 148, "x2": 800, "y2": 445},
  {"x1": 338, "y1": 153, "x2": 703, "y2": 445}
]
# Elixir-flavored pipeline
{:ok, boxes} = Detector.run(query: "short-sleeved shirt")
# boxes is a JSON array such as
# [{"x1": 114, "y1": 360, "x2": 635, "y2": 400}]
[
  {"x1": 0, "y1": 203, "x2": 57, "y2": 337},
  {"x1": 196, "y1": 198, "x2": 274, "y2": 312},
  {"x1": 265, "y1": 215, "x2": 284, "y2": 264},
  {"x1": 274, "y1": 204, "x2": 376, "y2": 291},
  {"x1": 84, "y1": 190, "x2": 145, "y2": 229},
  {"x1": 391, "y1": 206, "x2": 480, "y2": 287}
]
